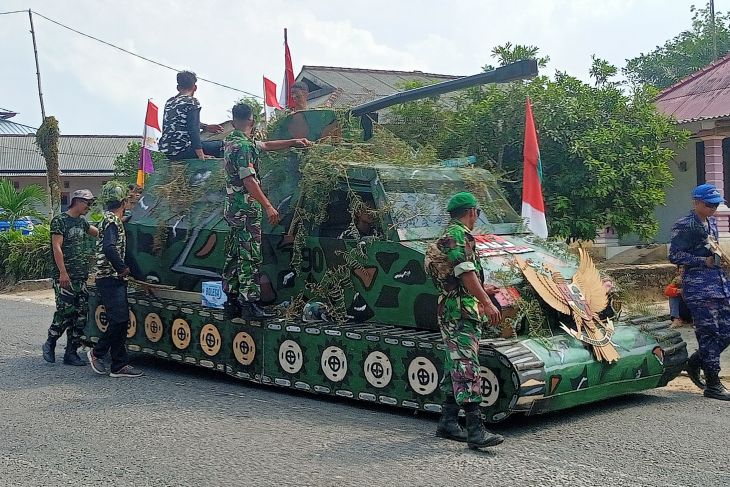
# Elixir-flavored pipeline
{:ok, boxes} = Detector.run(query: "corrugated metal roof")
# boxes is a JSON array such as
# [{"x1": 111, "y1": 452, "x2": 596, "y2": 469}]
[
  {"x1": 0, "y1": 119, "x2": 37, "y2": 136},
  {"x1": 655, "y1": 53, "x2": 730, "y2": 123},
  {"x1": 0, "y1": 135, "x2": 141, "y2": 176},
  {"x1": 297, "y1": 65, "x2": 460, "y2": 109}
]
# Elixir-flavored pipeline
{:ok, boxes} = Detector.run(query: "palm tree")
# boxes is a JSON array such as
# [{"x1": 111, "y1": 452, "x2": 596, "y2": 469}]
[{"x1": 0, "y1": 179, "x2": 47, "y2": 226}]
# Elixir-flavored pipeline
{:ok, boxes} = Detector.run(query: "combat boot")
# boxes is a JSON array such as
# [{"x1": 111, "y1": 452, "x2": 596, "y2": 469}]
[
  {"x1": 704, "y1": 371, "x2": 730, "y2": 401},
  {"x1": 464, "y1": 405, "x2": 504, "y2": 449},
  {"x1": 223, "y1": 297, "x2": 242, "y2": 320},
  {"x1": 240, "y1": 302, "x2": 275, "y2": 321},
  {"x1": 435, "y1": 397, "x2": 467, "y2": 442},
  {"x1": 42, "y1": 336, "x2": 58, "y2": 363},
  {"x1": 686, "y1": 351, "x2": 705, "y2": 390},
  {"x1": 63, "y1": 347, "x2": 86, "y2": 366}
]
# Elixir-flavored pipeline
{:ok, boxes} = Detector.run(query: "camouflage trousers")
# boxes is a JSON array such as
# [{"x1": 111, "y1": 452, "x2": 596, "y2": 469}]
[
  {"x1": 439, "y1": 317, "x2": 482, "y2": 406},
  {"x1": 47, "y1": 280, "x2": 88, "y2": 349},
  {"x1": 686, "y1": 298, "x2": 730, "y2": 373},
  {"x1": 222, "y1": 220, "x2": 262, "y2": 303}
]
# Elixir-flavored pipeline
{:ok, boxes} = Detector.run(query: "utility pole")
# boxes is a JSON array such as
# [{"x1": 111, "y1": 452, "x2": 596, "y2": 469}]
[
  {"x1": 710, "y1": 0, "x2": 718, "y2": 61},
  {"x1": 28, "y1": 9, "x2": 46, "y2": 120}
]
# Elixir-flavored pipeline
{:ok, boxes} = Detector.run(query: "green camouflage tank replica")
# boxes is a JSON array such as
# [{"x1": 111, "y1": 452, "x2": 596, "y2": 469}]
[{"x1": 84, "y1": 61, "x2": 687, "y2": 422}]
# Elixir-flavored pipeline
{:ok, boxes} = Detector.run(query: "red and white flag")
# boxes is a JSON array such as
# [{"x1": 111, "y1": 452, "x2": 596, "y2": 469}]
[
  {"x1": 263, "y1": 76, "x2": 282, "y2": 109},
  {"x1": 521, "y1": 98, "x2": 548, "y2": 238},
  {"x1": 279, "y1": 28, "x2": 296, "y2": 109},
  {"x1": 137, "y1": 100, "x2": 160, "y2": 187}
]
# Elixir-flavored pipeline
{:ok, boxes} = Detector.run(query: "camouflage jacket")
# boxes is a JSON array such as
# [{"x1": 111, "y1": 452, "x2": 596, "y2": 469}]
[
  {"x1": 224, "y1": 129, "x2": 262, "y2": 227},
  {"x1": 159, "y1": 94, "x2": 200, "y2": 156},
  {"x1": 50, "y1": 212, "x2": 92, "y2": 280},
  {"x1": 429, "y1": 219, "x2": 484, "y2": 323},
  {"x1": 95, "y1": 211, "x2": 127, "y2": 280},
  {"x1": 668, "y1": 210, "x2": 730, "y2": 302}
]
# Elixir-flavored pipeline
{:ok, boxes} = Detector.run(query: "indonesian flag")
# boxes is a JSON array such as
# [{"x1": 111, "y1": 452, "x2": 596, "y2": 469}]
[
  {"x1": 137, "y1": 100, "x2": 160, "y2": 187},
  {"x1": 521, "y1": 98, "x2": 548, "y2": 238},
  {"x1": 263, "y1": 77, "x2": 282, "y2": 109},
  {"x1": 279, "y1": 28, "x2": 296, "y2": 109}
]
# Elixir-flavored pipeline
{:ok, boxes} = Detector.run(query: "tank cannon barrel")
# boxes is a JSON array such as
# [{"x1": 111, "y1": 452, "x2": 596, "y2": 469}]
[{"x1": 350, "y1": 59, "x2": 538, "y2": 116}]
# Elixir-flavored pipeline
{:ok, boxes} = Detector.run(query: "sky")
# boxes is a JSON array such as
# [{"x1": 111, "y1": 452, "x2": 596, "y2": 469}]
[{"x1": 0, "y1": 0, "x2": 716, "y2": 134}]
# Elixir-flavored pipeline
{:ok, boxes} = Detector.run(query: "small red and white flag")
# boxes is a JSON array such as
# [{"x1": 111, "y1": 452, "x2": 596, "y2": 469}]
[
  {"x1": 263, "y1": 76, "x2": 282, "y2": 109},
  {"x1": 137, "y1": 100, "x2": 160, "y2": 187},
  {"x1": 521, "y1": 98, "x2": 548, "y2": 238},
  {"x1": 280, "y1": 28, "x2": 296, "y2": 109}
]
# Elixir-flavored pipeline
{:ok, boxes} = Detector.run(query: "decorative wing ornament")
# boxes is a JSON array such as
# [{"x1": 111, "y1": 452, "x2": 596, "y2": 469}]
[{"x1": 515, "y1": 248, "x2": 619, "y2": 363}]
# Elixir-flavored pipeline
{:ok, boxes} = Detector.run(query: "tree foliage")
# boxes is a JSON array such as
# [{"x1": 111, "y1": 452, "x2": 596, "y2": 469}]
[
  {"x1": 624, "y1": 4, "x2": 730, "y2": 89},
  {"x1": 113, "y1": 141, "x2": 167, "y2": 183},
  {"x1": 388, "y1": 47, "x2": 689, "y2": 241},
  {"x1": 0, "y1": 179, "x2": 47, "y2": 225}
]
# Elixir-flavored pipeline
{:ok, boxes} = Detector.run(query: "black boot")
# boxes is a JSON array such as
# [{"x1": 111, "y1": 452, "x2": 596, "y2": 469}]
[
  {"x1": 435, "y1": 397, "x2": 467, "y2": 442},
  {"x1": 464, "y1": 404, "x2": 504, "y2": 449},
  {"x1": 223, "y1": 298, "x2": 242, "y2": 320},
  {"x1": 686, "y1": 351, "x2": 705, "y2": 390},
  {"x1": 240, "y1": 302, "x2": 275, "y2": 320},
  {"x1": 42, "y1": 336, "x2": 58, "y2": 363},
  {"x1": 63, "y1": 346, "x2": 86, "y2": 366},
  {"x1": 704, "y1": 371, "x2": 730, "y2": 401}
]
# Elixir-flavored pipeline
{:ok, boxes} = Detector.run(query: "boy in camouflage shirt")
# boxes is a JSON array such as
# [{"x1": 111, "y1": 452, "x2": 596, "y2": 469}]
[
  {"x1": 42, "y1": 189, "x2": 99, "y2": 366},
  {"x1": 425, "y1": 191, "x2": 504, "y2": 450}
]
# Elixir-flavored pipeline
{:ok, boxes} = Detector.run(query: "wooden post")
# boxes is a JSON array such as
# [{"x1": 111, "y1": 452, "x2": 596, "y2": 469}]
[{"x1": 28, "y1": 9, "x2": 46, "y2": 121}]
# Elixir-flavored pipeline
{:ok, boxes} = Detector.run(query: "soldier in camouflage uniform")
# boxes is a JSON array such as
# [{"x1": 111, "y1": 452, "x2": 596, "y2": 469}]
[
  {"x1": 425, "y1": 191, "x2": 504, "y2": 449},
  {"x1": 669, "y1": 183, "x2": 730, "y2": 400},
  {"x1": 222, "y1": 103, "x2": 310, "y2": 320},
  {"x1": 42, "y1": 189, "x2": 99, "y2": 366},
  {"x1": 86, "y1": 181, "x2": 143, "y2": 378}
]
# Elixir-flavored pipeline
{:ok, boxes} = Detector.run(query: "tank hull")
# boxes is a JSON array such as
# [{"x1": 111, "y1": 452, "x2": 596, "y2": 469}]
[{"x1": 84, "y1": 289, "x2": 687, "y2": 422}]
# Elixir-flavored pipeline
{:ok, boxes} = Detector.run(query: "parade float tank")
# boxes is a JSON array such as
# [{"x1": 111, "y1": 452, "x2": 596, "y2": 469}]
[{"x1": 83, "y1": 60, "x2": 687, "y2": 422}]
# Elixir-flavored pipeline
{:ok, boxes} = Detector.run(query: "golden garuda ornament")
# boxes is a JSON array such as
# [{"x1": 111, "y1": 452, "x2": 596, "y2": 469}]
[
  {"x1": 706, "y1": 236, "x2": 730, "y2": 274},
  {"x1": 515, "y1": 248, "x2": 619, "y2": 363}
]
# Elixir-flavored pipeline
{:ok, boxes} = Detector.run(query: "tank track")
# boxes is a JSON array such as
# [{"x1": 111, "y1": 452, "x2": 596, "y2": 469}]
[{"x1": 83, "y1": 290, "x2": 688, "y2": 423}]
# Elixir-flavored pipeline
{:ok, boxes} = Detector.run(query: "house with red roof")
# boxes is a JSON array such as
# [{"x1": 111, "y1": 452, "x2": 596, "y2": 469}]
[{"x1": 655, "y1": 53, "x2": 730, "y2": 244}]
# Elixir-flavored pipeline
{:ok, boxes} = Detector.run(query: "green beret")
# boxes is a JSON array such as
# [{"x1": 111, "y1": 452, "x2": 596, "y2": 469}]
[{"x1": 447, "y1": 192, "x2": 479, "y2": 212}]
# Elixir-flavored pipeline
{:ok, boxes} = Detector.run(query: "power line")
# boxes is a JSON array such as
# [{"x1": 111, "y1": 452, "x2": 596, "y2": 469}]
[
  {"x1": 0, "y1": 10, "x2": 27, "y2": 15},
  {"x1": 7, "y1": 9, "x2": 263, "y2": 99}
]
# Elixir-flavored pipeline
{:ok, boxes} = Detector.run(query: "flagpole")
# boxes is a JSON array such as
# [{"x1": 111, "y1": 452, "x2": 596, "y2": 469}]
[{"x1": 262, "y1": 77, "x2": 268, "y2": 125}]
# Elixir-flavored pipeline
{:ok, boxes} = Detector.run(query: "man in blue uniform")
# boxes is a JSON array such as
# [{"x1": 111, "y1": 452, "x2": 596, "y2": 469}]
[{"x1": 669, "y1": 183, "x2": 730, "y2": 400}]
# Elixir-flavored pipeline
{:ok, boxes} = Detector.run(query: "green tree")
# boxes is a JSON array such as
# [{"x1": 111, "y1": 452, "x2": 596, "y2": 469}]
[
  {"x1": 114, "y1": 141, "x2": 167, "y2": 183},
  {"x1": 624, "y1": 4, "x2": 730, "y2": 89},
  {"x1": 483, "y1": 42, "x2": 551, "y2": 71},
  {"x1": 387, "y1": 49, "x2": 689, "y2": 241},
  {"x1": 0, "y1": 179, "x2": 47, "y2": 225}
]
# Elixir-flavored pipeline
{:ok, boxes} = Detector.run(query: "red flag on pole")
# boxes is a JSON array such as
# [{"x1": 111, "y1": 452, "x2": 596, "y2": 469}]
[
  {"x1": 521, "y1": 97, "x2": 548, "y2": 238},
  {"x1": 263, "y1": 77, "x2": 282, "y2": 109},
  {"x1": 137, "y1": 99, "x2": 160, "y2": 187},
  {"x1": 280, "y1": 28, "x2": 296, "y2": 109}
]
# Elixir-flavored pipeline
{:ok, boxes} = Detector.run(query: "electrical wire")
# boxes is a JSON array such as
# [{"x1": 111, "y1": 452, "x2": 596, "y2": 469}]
[
  {"x1": 4, "y1": 9, "x2": 263, "y2": 99},
  {"x1": 0, "y1": 10, "x2": 28, "y2": 15}
]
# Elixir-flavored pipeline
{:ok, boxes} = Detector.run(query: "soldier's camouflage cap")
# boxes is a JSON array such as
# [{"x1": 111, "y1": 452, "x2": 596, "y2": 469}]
[
  {"x1": 100, "y1": 180, "x2": 128, "y2": 204},
  {"x1": 70, "y1": 189, "x2": 95, "y2": 201},
  {"x1": 447, "y1": 191, "x2": 479, "y2": 212}
]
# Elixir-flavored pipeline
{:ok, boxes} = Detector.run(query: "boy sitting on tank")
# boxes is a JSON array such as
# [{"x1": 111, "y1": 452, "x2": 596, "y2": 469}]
[{"x1": 159, "y1": 70, "x2": 225, "y2": 160}]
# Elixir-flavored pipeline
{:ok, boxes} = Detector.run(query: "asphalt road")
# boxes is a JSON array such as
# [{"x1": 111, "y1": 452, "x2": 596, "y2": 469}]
[{"x1": 1, "y1": 292, "x2": 729, "y2": 487}]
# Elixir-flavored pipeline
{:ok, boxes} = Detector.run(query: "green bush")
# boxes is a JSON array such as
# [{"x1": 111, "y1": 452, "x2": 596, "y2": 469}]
[{"x1": 4, "y1": 225, "x2": 53, "y2": 281}]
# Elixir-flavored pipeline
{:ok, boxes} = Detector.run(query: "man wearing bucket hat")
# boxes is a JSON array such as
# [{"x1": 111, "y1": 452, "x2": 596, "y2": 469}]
[
  {"x1": 87, "y1": 181, "x2": 143, "y2": 378},
  {"x1": 424, "y1": 191, "x2": 504, "y2": 449},
  {"x1": 669, "y1": 183, "x2": 730, "y2": 400},
  {"x1": 42, "y1": 189, "x2": 99, "y2": 366}
]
